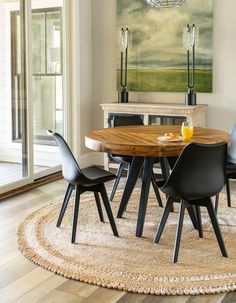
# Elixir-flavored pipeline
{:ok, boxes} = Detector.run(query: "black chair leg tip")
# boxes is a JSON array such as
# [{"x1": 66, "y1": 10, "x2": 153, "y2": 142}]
[
  {"x1": 153, "y1": 235, "x2": 160, "y2": 244},
  {"x1": 173, "y1": 256, "x2": 178, "y2": 263}
]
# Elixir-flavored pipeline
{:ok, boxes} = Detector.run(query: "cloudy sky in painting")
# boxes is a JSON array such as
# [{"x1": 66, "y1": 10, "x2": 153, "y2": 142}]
[{"x1": 117, "y1": 0, "x2": 213, "y2": 69}]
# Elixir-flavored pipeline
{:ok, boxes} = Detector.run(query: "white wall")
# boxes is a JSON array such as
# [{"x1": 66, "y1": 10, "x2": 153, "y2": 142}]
[{"x1": 90, "y1": 0, "x2": 236, "y2": 133}]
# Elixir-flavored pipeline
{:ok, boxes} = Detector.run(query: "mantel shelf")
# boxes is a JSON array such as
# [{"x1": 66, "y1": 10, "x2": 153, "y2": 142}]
[{"x1": 101, "y1": 102, "x2": 207, "y2": 116}]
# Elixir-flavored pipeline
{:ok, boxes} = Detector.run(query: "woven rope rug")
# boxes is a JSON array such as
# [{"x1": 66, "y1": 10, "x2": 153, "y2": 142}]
[{"x1": 17, "y1": 189, "x2": 236, "y2": 296}]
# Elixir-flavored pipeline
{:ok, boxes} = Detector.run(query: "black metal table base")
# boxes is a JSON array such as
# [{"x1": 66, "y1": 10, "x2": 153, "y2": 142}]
[
  {"x1": 117, "y1": 156, "x2": 199, "y2": 238},
  {"x1": 117, "y1": 156, "x2": 160, "y2": 237}
]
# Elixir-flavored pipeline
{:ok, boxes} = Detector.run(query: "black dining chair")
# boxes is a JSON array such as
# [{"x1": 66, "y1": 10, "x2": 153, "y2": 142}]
[
  {"x1": 154, "y1": 142, "x2": 228, "y2": 263},
  {"x1": 48, "y1": 130, "x2": 119, "y2": 243},
  {"x1": 109, "y1": 115, "x2": 163, "y2": 207}
]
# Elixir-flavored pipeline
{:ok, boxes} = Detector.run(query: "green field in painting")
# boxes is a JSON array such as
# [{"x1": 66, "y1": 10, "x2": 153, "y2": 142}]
[{"x1": 117, "y1": 69, "x2": 212, "y2": 92}]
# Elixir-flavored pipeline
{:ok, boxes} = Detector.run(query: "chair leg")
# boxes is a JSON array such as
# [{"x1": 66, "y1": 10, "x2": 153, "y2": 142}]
[
  {"x1": 151, "y1": 171, "x2": 163, "y2": 208},
  {"x1": 173, "y1": 200, "x2": 186, "y2": 263},
  {"x1": 123, "y1": 163, "x2": 131, "y2": 212},
  {"x1": 110, "y1": 162, "x2": 125, "y2": 201},
  {"x1": 195, "y1": 205, "x2": 203, "y2": 238},
  {"x1": 71, "y1": 186, "x2": 81, "y2": 243},
  {"x1": 215, "y1": 194, "x2": 219, "y2": 214},
  {"x1": 226, "y1": 178, "x2": 231, "y2": 207},
  {"x1": 159, "y1": 157, "x2": 170, "y2": 180},
  {"x1": 100, "y1": 184, "x2": 119, "y2": 237},
  {"x1": 94, "y1": 192, "x2": 104, "y2": 222},
  {"x1": 187, "y1": 205, "x2": 198, "y2": 230},
  {"x1": 154, "y1": 197, "x2": 174, "y2": 244},
  {"x1": 206, "y1": 199, "x2": 228, "y2": 258},
  {"x1": 56, "y1": 183, "x2": 74, "y2": 227}
]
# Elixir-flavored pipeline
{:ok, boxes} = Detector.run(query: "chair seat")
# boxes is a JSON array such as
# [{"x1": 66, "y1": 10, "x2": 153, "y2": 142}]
[
  {"x1": 156, "y1": 180, "x2": 182, "y2": 200},
  {"x1": 82, "y1": 166, "x2": 116, "y2": 185},
  {"x1": 156, "y1": 180, "x2": 166, "y2": 188}
]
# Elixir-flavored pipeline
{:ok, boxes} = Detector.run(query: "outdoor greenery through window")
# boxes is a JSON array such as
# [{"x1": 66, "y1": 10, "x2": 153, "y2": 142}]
[{"x1": 11, "y1": 7, "x2": 63, "y2": 144}]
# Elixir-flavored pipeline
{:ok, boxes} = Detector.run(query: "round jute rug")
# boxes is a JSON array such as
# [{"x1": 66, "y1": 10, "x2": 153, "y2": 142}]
[{"x1": 17, "y1": 189, "x2": 236, "y2": 296}]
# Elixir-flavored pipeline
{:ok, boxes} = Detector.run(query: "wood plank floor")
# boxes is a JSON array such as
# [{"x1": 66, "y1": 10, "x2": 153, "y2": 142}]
[
  {"x1": 0, "y1": 162, "x2": 48, "y2": 186},
  {"x1": 0, "y1": 177, "x2": 235, "y2": 303}
]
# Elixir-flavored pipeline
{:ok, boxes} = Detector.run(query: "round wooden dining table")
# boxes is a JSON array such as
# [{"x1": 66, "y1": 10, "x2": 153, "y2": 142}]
[{"x1": 85, "y1": 125, "x2": 230, "y2": 237}]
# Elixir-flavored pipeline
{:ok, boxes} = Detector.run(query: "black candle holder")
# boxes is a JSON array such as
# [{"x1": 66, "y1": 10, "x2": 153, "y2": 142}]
[
  {"x1": 118, "y1": 28, "x2": 129, "y2": 103},
  {"x1": 183, "y1": 24, "x2": 199, "y2": 106}
]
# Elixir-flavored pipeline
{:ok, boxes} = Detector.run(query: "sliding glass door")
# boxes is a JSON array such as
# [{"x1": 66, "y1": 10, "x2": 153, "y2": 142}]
[
  {"x1": 31, "y1": 2, "x2": 64, "y2": 177},
  {"x1": 0, "y1": 0, "x2": 67, "y2": 193},
  {"x1": 0, "y1": 0, "x2": 29, "y2": 189}
]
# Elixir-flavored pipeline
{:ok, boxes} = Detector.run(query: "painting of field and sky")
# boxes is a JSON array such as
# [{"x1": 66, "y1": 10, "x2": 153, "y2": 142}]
[{"x1": 117, "y1": 0, "x2": 213, "y2": 92}]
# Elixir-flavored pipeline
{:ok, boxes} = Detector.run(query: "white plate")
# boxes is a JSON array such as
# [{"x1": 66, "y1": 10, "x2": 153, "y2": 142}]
[{"x1": 157, "y1": 136, "x2": 183, "y2": 142}]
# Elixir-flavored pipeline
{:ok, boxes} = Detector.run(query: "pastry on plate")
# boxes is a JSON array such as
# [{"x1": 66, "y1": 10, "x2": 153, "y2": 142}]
[{"x1": 163, "y1": 132, "x2": 180, "y2": 140}]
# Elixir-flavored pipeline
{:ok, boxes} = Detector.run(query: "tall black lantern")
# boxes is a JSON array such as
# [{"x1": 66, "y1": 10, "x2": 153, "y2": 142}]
[
  {"x1": 183, "y1": 24, "x2": 199, "y2": 106},
  {"x1": 118, "y1": 28, "x2": 129, "y2": 103}
]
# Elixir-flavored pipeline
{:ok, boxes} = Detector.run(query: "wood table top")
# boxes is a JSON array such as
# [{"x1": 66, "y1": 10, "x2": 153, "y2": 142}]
[{"x1": 85, "y1": 125, "x2": 230, "y2": 157}]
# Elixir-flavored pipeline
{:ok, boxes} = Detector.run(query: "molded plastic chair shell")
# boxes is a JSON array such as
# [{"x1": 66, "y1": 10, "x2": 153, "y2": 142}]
[
  {"x1": 155, "y1": 142, "x2": 228, "y2": 263},
  {"x1": 48, "y1": 130, "x2": 115, "y2": 186},
  {"x1": 47, "y1": 130, "x2": 118, "y2": 243},
  {"x1": 159, "y1": 142, "x2": 227, "y2": 200},
  {"x1": 109, "y1": 115, "x2": 144, "y2": 201}
]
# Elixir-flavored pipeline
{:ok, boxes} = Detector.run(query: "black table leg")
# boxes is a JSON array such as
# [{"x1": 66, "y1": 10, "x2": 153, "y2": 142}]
[
  {"x1": 117, "y1": 156, "x2": 144, "y2": 218},
  {"x1": 136, "y1": 157, "x2": 154, "y2": 237}
]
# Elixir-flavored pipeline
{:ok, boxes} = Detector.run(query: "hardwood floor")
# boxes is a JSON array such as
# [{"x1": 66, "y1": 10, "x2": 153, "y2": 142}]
[
  {"x1": 0, "y1": 178, "x2": 236, "y2": 303},
  {"x1": 0, "y1": 162, "x2": 48, "y2": 186}
]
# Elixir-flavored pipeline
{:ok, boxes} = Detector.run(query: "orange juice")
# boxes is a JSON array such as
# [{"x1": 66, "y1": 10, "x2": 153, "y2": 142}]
[{"x1": 181, "y1": 126, "x2": 193, "y2": 139}]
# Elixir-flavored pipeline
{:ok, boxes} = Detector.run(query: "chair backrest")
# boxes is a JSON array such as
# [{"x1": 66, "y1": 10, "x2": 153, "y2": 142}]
[
  {"x1": 164, "y1": 142, "x2": 227, "y2": 200},
  {"x1": 113, "y1": 115, "x2": 144, "y2": 127},
  {"x1": 47, "y1": 130, "x2": 87, "y2": 184},
  {"x1": 227, "y1": 124, "x2": 236, "y2": 164}
]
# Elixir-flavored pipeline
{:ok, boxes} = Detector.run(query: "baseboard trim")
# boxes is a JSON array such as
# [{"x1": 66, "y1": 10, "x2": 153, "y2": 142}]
[{"x1": 0, "y1": 172, "x2": 63, "y2": 201}]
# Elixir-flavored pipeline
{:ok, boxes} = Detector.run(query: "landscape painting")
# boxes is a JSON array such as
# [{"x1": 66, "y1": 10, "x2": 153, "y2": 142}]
[{"x1": 117, "y1": 0, "x2": 213, "y2": 92}]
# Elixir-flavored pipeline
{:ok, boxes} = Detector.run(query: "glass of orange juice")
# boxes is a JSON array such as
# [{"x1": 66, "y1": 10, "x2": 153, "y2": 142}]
[{"x1": 181, "y1": 121, "x2": 193, "y2": 140}]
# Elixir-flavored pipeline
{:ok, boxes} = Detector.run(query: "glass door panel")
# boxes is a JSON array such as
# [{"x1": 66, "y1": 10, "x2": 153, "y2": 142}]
[
  {"x1": 0, "y1": 0, "x2": 29, "y2": 188},
  {"x1": 31, "y1": 1, "x2": 64, "y2": 175}
]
